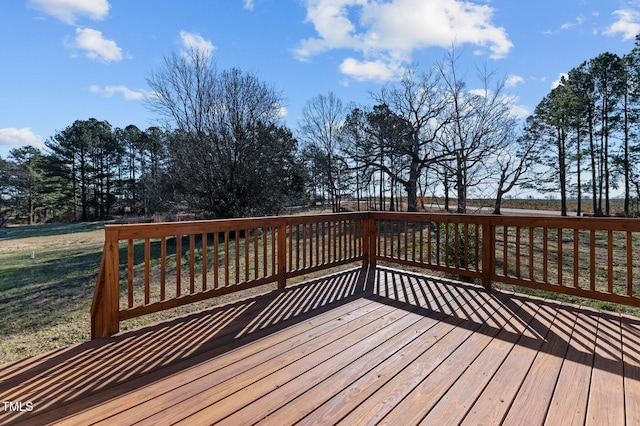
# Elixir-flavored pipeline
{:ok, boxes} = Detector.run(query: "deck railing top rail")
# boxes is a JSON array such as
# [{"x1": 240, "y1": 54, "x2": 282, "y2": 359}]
[{"x1": 91, "y1": 211, "x2": 640, "y2": 338}]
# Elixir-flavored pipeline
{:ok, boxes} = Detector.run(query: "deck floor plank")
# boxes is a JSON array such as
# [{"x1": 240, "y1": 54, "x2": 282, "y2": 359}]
[
  {"x1": 421, "y1": 295, "x2": 544, "y2": 425},
  {"x1": 376, "y1": 291, "x2": 529, "y2": 425},
  {"x1": 0, "y1": 266, "x2": 638, "y2": 426},
  {"x1": 253, "y1": 274, "x2": 477, "y2": 425},
  {"x1": 586, "y1": 311, "x2": 625, "y2": 426},
  {"x1": 543, "y1": 306, "x2": 598, "y2": 426},
  {"x1": 501, "y1": 301, "x2": 579, "y2": 426},
  {"x1": 230, "y1": 272, "x2": 452, "y2": 425},
  {"x1": 100, "y1": 299, "x2": 390, "y2": 425},
  {"x1": 70, "y1": 296, "x2": 381, "y2": 425},
  {"x1": 336, "y1": 288, "x2": 518, "y2": 425},
  {"x1": 287, "y1": 281, "x2": 496, "y2": 425},
  {"x1": 461, "y1": 297, "x2": 558, "y2": 426},
  {"x1": 141, "y1": 303, "x2": 408, "y2": 425},
  {"x1": 621, "y1": 313, "x2": 640, "y2": 426}
]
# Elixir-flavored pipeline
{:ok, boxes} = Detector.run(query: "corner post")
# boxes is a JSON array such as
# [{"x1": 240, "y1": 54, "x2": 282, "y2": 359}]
[
  {"x1": 363, "y1": 213, "x2": 377, "y2": 269},
  {"x1": 103, "y1": 229, "x2": 120, "y2": 336},
  {"x1": 481, "y1": 219, "x2": 494, "y2": 290}
]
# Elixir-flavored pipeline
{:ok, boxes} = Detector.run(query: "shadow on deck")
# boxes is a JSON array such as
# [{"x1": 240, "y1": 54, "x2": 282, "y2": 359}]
[{"x1": 1, "y1": 266, "x2": 640, "y2": 425}]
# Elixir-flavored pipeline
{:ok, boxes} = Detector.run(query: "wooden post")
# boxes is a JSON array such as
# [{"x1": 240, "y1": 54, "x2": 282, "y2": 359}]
[
  {"x1": 481, "y1": 220, "x2": 493, "y2": 290},
  {"x1": 103, "y1": 229, "x2": 120, "y2": 336},
  {"x1": 277, "y1": 223, "x2": 287, "y2": 290},
  {"x1": 90, "y1": 252, "x2": 106, "y2": 339},
  {"x1": 363, "y1": 213, "x2": 377, "y2": 269}
]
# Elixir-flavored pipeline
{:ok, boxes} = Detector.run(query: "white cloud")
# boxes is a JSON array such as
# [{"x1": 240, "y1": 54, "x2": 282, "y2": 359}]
[
  {"x1": 604, "y1": 9, "x2": 640, "y2": 41},
  {"x1": 29, "y1": 0, "x2": 110, "y2": 24},
  {"x1": 468, "y1": 88, "x2": 490, "y2": 98},
  {"x1": 0, "y1": 128, "x2": 45, "y2": 150},
  {"x1": 505, "y1": 74, "x2": 524, "y2": 88},
  {"x1": 340, "y1": 57, "x2": 402, "y2": 81},
  {"x1": 89, "y1": 85, "x2": 145, "y2": 100},
  {"x1": 275, "y1": 104, "x2": 288, "y2": 118},
  {"x1": 295, "y1": 0, "x2": 512, "y2": 82},
  {"x1": 244, "y1": 0, "x2": 254, "y2": 11},
  {"x1": 560, "y1": 15, "x2": 585, "y2": 31},
  {"x1": 509, "y1": 103, "x2": 530, "y2": 119},
  {"x1": 65, "y1": 27, "x2": 123, "y2": 62},
  {"x1": 551, "y1": 73, "x2": 568, "y2": 89},
  {"x1": 179, "y1": 31, "x2": 216, "y2": 58}
]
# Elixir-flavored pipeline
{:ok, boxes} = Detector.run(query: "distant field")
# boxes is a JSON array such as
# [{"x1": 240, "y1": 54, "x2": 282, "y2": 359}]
[{"x1": 469, "y1": 198, "x2": 633, "y2": 215}]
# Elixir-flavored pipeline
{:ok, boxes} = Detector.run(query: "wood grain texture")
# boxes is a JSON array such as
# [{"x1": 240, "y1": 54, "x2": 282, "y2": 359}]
[{"x1": 5, "y1": 266, "x2": 639, "y2": 425}]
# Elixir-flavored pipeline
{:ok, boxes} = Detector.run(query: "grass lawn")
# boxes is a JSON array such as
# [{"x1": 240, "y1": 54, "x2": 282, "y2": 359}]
[
  {"x1": 0, "y1": 222, "x2": 105, "y2": 364},
  {"x1": 0, "y1": 220, "x2": 352, "y2": 365}
]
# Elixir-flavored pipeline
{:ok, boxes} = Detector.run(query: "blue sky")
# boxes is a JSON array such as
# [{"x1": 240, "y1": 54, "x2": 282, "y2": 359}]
[{"x1": 1, "y1": 0, "x2": 639, "y2": 158}]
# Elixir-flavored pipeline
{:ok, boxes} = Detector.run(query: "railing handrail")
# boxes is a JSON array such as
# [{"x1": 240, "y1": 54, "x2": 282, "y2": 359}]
[{"x1": 91, "y1": 211, "x2": 640, "y2": 339}]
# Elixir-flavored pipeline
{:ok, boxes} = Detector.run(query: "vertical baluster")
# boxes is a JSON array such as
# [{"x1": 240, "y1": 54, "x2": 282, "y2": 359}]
[
  {"x1": 427, "y1": 221, "x2": 432, "y2": 265},
  {"x1": 213, "y1": 232, "x2": 219, "y2": 289},
  {"x1": 608, "y1": 231, "x2": 613, "y2": 293},
  {"x1": 435, "y1": 222, "x2": 440, "y2": 265},
  {"x1": 419, "y1": 221, "x2": 424, "y2": 263},
  {"x1": 573, "y1": 229, "x2": 579, "y2": 289},
  {"x1": 315, "y1": 222, "x2": 320, "y2": 267},
  {"x1": 515, "y1": 227, "x2": 521, "y2": 278},
  {"x1": 454, "y1": 223, "x2": 459, "y2": 268},
  {"x1": 463, "y1": 223, "x2": 469, "y2": 269},
  {"x1": 235, "y1": 231, "x2": 240, "y2": 284},
  {"x1": 404, "y1": 221, "x2": 409, "y2": 261},
  {"x1": 189, "y1": 234, "x2": 195, "y2": 293},
  {"x1": 254, "y1": 228, "x2": 259, "y2": 280},
  {"x1": 144, "y1": 238, "x2": 150, "y2": 304},
  {"x1": 176, "y1": 235, "x2": 182, "y2": 297},
  {"x1": 445, "y1": 222, "x2": 450, "y2": 267},
  {"x1": 245, "y1": 229, "x2": 250, "y2": 282},
  {"x1": 127, "y1": 239, "x2": 134, "y2": 308},
  {"x1": 160, "y1": 236, "x2": 166, "y2": 301},
  {"x1": 542, "y1": 228, "x2": 548, "y2": 283},
  {"x1": 224, "y1": 231, "x2": 229, "y2": 287},
  {"x1": 627, "y1": 231, "x2": 633, "y2": 297},
  {"x1": 289, "y1": 224, "x2": 294, "y2": 271},
  {"x1": 474, "y1": 223, "x2": 480, "y2": 271},
  {"x1": 503, "y1": 225, "x2": 508, "y2": 277},
  {"x1": 271, "y1": 226, "x2": 276, "y2": 276},
  {"x1": 558, "y1": 228, "x2": 563, "y2": 286},
  {"x1": 529, "y1": 227, "x2": 534, "y2": 282},
  {"x1": 202, "y1": 233, "x2": 207, "y2": 291}
]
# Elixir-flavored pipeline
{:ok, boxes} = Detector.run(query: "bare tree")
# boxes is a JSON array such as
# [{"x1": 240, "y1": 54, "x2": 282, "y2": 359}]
[
  {"x1": 299, "y1": 92, "x2": 350, "y2": 212},
  {"x1": 436, "y1": 49, "x2": 517, "y2": 213},
  {"x1": 372, "y1": 67, "x2": 451, "y2": 212},
  {"x1": 146, "y1": 48, "x2": 301, "y2": 217},
  {"x1": 492, "y1": 134, "x2": 538, "y2": 214}
]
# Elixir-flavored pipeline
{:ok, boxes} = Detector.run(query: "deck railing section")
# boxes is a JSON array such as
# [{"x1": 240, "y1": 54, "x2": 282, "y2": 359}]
[
  {"x1": 489, "y1": 215, "x2": 640, "y2": 308},
  {"x1": 372, "y1": 213, "x2": 640, "y2": 309},
  {"x1": 370, "y1": 212, "x2": 484, "y2": 282},
  {"x1": 92, "y1": 211, "x2": 640, "y2": 338},
  {"x1": 91, "y1": 213, "x2": 366, "y2": 338}
]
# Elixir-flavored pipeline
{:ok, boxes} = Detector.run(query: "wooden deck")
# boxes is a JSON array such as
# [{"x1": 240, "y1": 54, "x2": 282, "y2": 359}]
[{"x1": 2, "y1": 266, "x2": 640, "y2": 425}]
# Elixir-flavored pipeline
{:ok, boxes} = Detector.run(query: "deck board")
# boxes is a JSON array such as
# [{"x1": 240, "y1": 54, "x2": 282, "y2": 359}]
[
  {"x1": 1, "y1": 266, "x2": 640, "y2": 425},
  {"x1": 544, "y1": 306, "x2": 598, "y2": 426},
  {"x1": 586, "y1": 311, "x2": 625, "y2": 425}
]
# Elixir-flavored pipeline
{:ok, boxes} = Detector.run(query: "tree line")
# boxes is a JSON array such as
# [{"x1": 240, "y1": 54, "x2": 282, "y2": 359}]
[
  {"x1": 2, "y1": 38, "x2": 640, "y2": 225},
  {"x1": 523, "y1": 35, "x2": 640, "y2": 216}
]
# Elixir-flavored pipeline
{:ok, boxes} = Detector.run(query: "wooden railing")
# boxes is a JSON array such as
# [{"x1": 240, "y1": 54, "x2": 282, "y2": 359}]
[
  {"x1": 91, "y1": 213, "x2": 369, "y2": 338},
  {"x1": 91, "y1": 211, "x2": 640, "y2": 338},
  {"x1": 370, "y1": 212, "x2": 640, "y2": 308}
]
